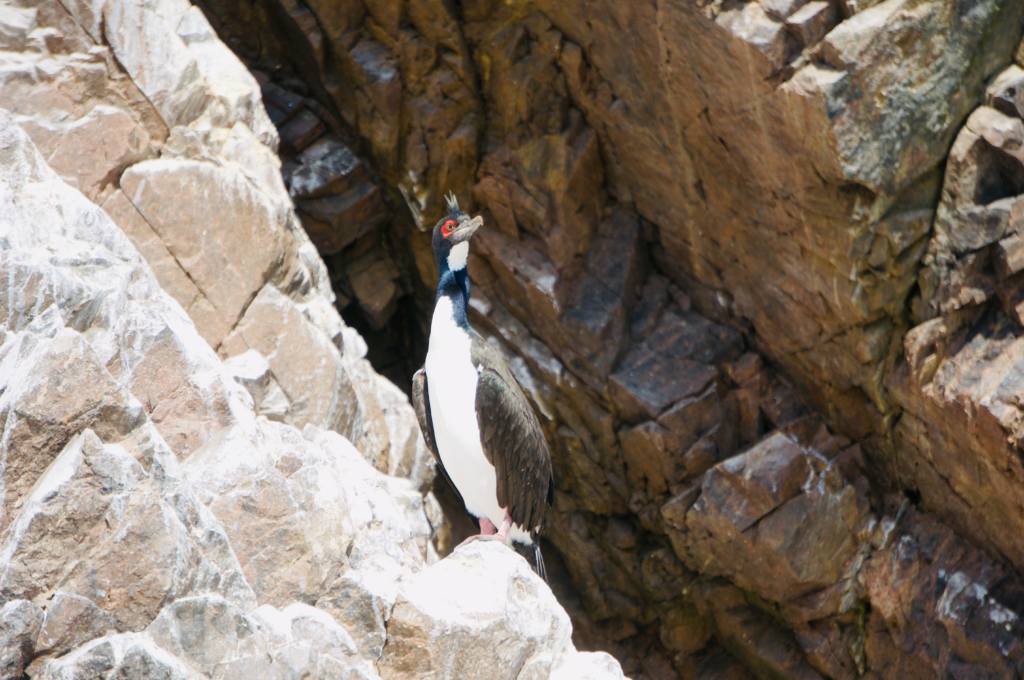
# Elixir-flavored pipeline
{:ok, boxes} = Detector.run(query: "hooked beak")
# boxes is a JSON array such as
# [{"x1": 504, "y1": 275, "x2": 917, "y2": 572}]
[{"x1": 451, "y1": 214, "x2": 483, "y2": 242}]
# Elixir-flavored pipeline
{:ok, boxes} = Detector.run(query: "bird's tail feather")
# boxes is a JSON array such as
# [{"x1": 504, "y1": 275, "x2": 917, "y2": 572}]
[{"x1": 534, "y1": 542, "x2": 547, "y2": 582}]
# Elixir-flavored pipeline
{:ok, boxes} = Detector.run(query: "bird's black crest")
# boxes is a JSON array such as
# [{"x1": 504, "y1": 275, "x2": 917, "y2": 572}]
[{"x1": 445, "y1": 191, "x2": 460, "y2": 215}]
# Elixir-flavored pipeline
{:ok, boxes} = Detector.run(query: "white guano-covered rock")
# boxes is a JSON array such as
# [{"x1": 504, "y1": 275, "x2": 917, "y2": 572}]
[
  {"x1": 550, "y1": 648, "x2": 628, "y2": 680},
  {"x1": 102, "y1": 0, "x2": 208, "y2": 128},
  {"x1": 32, "y1": 633, "x2": 205, "y2": 680},
  {"x1": 378, "y1": 540, "x2": 572, "y2": 680},
  {"x1": 0, "y1": 429, "x2": 256, "y2": 630},
  {"x1": 181, "y1": 420, "x2": 435, "y2": 612},
  {"x1": 175, "y1": 6, "x2": 277, "y2": 149}
]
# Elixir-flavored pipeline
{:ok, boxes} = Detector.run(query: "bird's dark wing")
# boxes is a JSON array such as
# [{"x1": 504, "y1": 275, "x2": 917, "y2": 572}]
[
  {"x1": 471, "y1": 336, "x2": 553, "y2": 534},
  {"x1": 411, "y1": 367, "x2": 463, "y2": 506}
]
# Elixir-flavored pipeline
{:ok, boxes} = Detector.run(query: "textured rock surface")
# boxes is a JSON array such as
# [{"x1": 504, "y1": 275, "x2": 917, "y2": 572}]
[
  {"x1": 0, "y1": 7, "x2": 623, "y2": 679},
  {"x1": 7, "y1": 0, "x2": 1024, "y2": 678},
  {"x1": 379, "y1": 541, "x2": 572, "y2": 680},
  {"x1": 190, "y1": 0, "x2": 1024, "y2": 677}
]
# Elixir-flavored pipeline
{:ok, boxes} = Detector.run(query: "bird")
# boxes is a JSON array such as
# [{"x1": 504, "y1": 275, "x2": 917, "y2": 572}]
[{"x1": 411, "y1": 192, "x2": 554, "y2": 578}]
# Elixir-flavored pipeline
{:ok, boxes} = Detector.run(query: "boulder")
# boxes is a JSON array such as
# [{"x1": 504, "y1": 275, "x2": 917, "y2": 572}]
[
  {"x1": 663, "y1": 432, "x2": 873, "y2": 606},
  {"x1": 175, "y1": 6, "x2": 277, "y2": 147},
  {"x1": 31, "y1": 634, "x2": 205, "y2": 680},
  {"x1": 0, "y1": 600, "x2": 43, "y2": 679},
  {"x1": 378, "y1": 540, "x2": 572, "y2": 680},
  {"x1": 181, "y1": 421, "x2": 432, "y2": 611},
  {"x1": 145, "y1": 595, "x2": 266, "y2": 677},
  {"x1": 119, "y1": 159, "x2": 290, "y2": 340},
  {"x1": 102, "y1": 0, "x2": 208, "y2": 128},
  {"x1": 34, "y1": 593, "x2": 115, "y2": 659},
  {"x1": 0, "y1": 429, "x2": 254, "y2": 631}
]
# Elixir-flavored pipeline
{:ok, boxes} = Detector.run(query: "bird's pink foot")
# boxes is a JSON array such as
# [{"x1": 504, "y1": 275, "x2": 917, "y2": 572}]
[
  {"x1": 494, "y1": 511, "x2": 513, "y2": 543},
  {"x1": 457, "y1": 512, "x2": 515, "y2": 548}
]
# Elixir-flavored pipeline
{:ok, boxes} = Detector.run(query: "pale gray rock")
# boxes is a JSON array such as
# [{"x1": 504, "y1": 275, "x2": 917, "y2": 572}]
[
  {"x1": 119, "y1": 159, "x2": 290, "y2": 340},
  {"x1": 377, "y1": 377, "x2": 435, "y2": 491},
  {"x1": 140, "y1": 595, "x2": 382, "y2": 680},
  {"x1": 0, "y1": 110, "x2": 253, "y2": 462},
  {"x1": 102, "y1": 0, "x2": 208, "y2": 128},
  {"x1": 217, "y1": 122, "x2": 289, "y2": 206},
  {"x1": 249, "y1": 603, "x2": 380, "y2": 680},
  {"x1": 378, "y1": 541, "x2": 573, "y2": 680},
  {"x1": 219, "y1": 285, "x2": 351, "y2": 434},
  {"x1": 0, "y1": 429, "x2": 254, "y2": 631},
  {"x1": 0, "y1": 600, "x2": 43, "y2": 680},
  {"x1": 146, "y1": 595, "x2": 265, "y2": 677},
  {"x1": 550, "y1": 647, "x2": 627, "y2": 680},
  {"x1": 0, "y1": 327, "x2": 145, "y2": 533},
  {"x1": 181, "y1": 420, "x2": 431, "y2": 611},
  {"x1": 314, "y1": 551, "x2": 407, "y2": 661},
  {"x1": 35, "y1": 593, "x2": 115, "y2": 658},
  {"x1": 333, "y1": 325, "x2": 429, "y2": 479},
  {"x1": 717, "y1": 3, "x2": 790, "y2": 73},
  {"x1": 222, "y1": 349, "x2": 289, "y2": 421},
  {"x1": 218, "y1": 285, "x2": 425, "y2": 475},
  {"x1": 101, "y1": 189, "x2": 230, "y2": 348},
  {"x1": 31, "y1": 633, "x2": 205, "y2": 680},
  {"x1": 175, "y1": 6, "x2": 277, "y2": 149}
]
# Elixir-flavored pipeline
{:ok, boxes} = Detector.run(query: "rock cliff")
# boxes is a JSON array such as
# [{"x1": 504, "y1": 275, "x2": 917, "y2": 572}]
[
  {"x1": 4, "y1": 0, "x2": 1024, "y2": 679},
  {"x1": 189, "y1": 0, "x2": 1024, "y2": 677},
  {"x1": 0, "y1": 2, "x2": 623, "y2": 678}
]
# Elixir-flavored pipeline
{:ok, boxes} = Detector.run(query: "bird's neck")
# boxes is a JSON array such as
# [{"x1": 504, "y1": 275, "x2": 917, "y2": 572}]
[{"x1": 435, "y1": 264, "x2": 470, "y2": 330}]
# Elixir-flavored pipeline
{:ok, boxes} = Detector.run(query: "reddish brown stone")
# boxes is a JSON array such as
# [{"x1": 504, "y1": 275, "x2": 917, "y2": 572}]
[
  {"x1": 784, "y1": 1, "x2": 835, "y2": 47},
  {"x1": 295, "y1": 182, "x2": 386, "y2": 255},
  {"x1": 996, "y1": 272, "x2": 1024, "y2": 325},
  {"x1": 987, "y1": 66, "x2": 1024, "y2": 120},
  {"x1": 279, "y1": 108, "x2": 325, "y2": 154},
  {"x1": 289, "y1": 136, "x2": 367, "y2": 199},
  {"x1": 261, "y1": 82, "x2": 304, "y2": 123},
  {"x1": 345, "y1": 245, "x2": 401, "y2": 329},
  {"x1": 702, "y1": 432, "x2": 810, "y2": 533},
  {"x1": 630, "y1": 276, "x2": 671, "y2": 342},
  {"x1": 995, "y1": 232, "x2": 1024, "y2": 279},
  {"x1": 610, "y1": 351, "x2": 718, "y2": 424}
]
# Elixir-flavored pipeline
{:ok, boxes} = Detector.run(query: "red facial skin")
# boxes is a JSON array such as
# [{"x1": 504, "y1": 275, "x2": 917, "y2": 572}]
[{"x1": 441, "y1": 220, "x2": 456, "y2": 237}]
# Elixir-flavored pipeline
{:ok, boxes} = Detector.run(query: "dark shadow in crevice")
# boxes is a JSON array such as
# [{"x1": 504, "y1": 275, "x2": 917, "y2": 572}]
[
  {"x1": 340, "y1": 294, "x2": 429, "y2": 399},
  {"x1": 974, "y1": 142, "x2": 1024, "y2": 206}
]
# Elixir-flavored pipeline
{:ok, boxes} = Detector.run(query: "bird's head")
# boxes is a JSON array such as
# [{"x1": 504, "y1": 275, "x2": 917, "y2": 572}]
[{"x1": 432, "y1": 192, "x2": 482, "y2": 273}]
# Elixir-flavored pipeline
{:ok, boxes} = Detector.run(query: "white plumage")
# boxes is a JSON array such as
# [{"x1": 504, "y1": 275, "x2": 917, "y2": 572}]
[
  {"x1": 425, "y1": 296, "x2": 532, "y2": 544},
  {"x1": 447, "y1": 241, "x2": 469, "y2": 271}
]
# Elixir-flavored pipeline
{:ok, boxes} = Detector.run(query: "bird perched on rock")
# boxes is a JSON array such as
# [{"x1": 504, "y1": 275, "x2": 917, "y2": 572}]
[{"x1": 412, "y1": 192, "x2": 553, "y2": 578}]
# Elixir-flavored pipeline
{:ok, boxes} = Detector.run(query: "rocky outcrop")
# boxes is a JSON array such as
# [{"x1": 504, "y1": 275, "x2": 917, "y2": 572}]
[
  {"x1": 0, "y1": 4, "x2": 623, "y2": 679},
  {"x1": 7, "y1": 0, "x2": 1024, "y2": 678},
  {"x1": 0, "y1": 0, "x2": 435, "y2": 480}
]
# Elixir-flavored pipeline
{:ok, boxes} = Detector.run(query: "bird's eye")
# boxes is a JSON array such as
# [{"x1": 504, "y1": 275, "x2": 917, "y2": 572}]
[{"x1": 442, "y1": 220, "x2": 456, "y2": 237}]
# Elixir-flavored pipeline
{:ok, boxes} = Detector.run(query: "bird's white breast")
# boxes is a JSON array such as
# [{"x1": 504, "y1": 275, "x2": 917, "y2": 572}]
[{"x1": 425, "y1": 297, "x2": 503, "y2": 525}]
